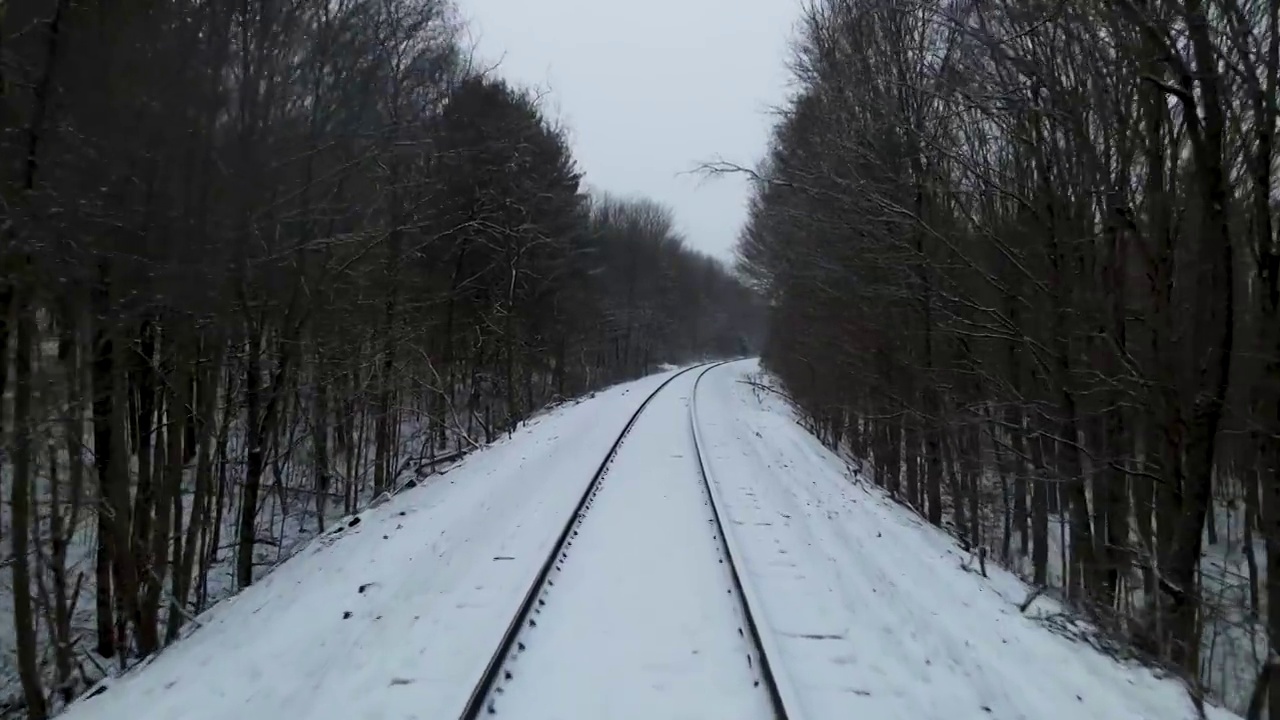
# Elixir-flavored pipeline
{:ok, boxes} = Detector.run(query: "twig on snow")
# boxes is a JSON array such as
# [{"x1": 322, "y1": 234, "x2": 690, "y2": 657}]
[{"x1": 1019, "y1": 585, "x2": 1046, "y2": 614}]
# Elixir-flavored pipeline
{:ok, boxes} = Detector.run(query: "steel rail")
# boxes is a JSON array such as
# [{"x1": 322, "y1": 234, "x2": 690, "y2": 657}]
[{"x1": 691, "y1": 361, "x2": 799, "y2": 720}]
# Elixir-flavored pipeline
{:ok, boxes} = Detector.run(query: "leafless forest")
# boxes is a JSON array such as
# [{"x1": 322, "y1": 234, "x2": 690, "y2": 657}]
[
  {"x1": 733, "y1": 0, "x2": 1280, "y2": 714},
  {"x1": 0, "y1": 0, "x2": 761, "y2": 716}
]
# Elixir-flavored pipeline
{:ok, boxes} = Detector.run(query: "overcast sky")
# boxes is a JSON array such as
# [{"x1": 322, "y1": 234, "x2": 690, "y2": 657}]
[{"x1": 459, "y1": 0, "x2": 799, "y2": 262}]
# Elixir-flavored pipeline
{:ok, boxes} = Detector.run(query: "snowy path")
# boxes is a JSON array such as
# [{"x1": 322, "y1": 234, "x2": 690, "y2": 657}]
[
  {"x1": 485, "y1": 366, "x2": 776, "y2": 720},
  {"x1": 694, "y1": 360, "x2": 1238, "y2": 720}
]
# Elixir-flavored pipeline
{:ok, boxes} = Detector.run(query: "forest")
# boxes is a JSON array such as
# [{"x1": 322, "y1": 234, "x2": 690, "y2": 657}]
[
  {"x1": 0, "y1": 0, "x2": 760, "y2": 716},
  {"x1": 734, "y1": 0, "x2": 1280, "y2": 715}
]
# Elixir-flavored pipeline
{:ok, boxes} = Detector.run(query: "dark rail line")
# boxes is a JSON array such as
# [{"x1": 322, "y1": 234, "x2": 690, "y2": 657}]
[{"x1": 691, "y1": 361, "x2": 792, "y2": 720}]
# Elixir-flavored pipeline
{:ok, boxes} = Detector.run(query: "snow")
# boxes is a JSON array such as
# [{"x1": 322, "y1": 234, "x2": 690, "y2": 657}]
[
  {"x1": 1, "y1": 408, "x2": 489, "y2": 713},
  {"x1": 693, "y1": 359, "x2": 1240, "y2": 720},
  {"x1": 57, "y1": 368, "x2": 688, "y2": 720},
  {"x1": 492, "y1": 367, "x2": 773, "y2": 720},
  {"x1": 54, "y1": 358, "x2": 1244, "y2": 720}
]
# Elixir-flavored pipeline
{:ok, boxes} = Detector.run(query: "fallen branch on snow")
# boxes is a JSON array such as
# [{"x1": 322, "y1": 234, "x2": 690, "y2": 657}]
[{"x1": 1019, "y1": 585, "x2": 1046, "y2": 614}]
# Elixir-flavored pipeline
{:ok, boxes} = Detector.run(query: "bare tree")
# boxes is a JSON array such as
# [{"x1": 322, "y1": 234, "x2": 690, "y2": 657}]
[
  {"x1": 0, "y1": 0, "x2": 759, "y2": 712},
  {"x1": 734, "y1": 0, "x2": 1279, "y2": 712}
]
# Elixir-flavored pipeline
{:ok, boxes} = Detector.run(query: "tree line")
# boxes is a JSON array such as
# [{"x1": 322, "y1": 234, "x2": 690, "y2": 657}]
[
  {"x1": 735, "y1": 0, "x2": 1278, "y2": 713},
  {"x1": 0, "y1": 0, "x2": 758, "y2": 715}
]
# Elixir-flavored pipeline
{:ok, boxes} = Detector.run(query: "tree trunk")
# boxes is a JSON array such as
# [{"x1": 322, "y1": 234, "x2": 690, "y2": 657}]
[
  {"x1": 904, "y1": 422, "x2": 920, "y2": 510},
  {"x1": 314, "y1": 360, "x2": 332, "y2": 532},
  {"x1": 90, "y1": 268, "x2": 116, "y2": 657},
  {"x1": 1006, "y1": 406, "x2": 1029, "y2": 556},
  {"x1": 169, "y1": 339, "x2": 220, "y2": 640},
  {"x1": 130, "y1": 318, "x2": 158, "y2": 595},
  {"x1": 237, "y1": 334, "x2": 264, "y2": 589},
  {"x1": 53, "y1": 309, "x2": 83, "y2": 699},
  {"x1": 141, "y1": 333, "x2": 188, "y2": 652},
  {"x1": 1030, "y1": 429, "x2": 1050, "y2": 586},
  {"x1": 9, "y1": 275, "x2": 48, "y2": 719},
  {"x1": 108, "y1": 322, "x2": 144, "y2": 662}
]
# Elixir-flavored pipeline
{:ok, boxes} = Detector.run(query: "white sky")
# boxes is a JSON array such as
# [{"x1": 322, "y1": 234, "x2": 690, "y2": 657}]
[{"x1": 459, "y1": 0, "x2": 800, "y2": 262}]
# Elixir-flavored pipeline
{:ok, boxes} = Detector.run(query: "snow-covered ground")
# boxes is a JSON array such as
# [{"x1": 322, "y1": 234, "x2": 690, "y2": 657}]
[
  {"x1": 56, "y1": 368, "x2": 686, "y2": 720},
  {"x1": 55, "y1": 359, "x2": 1242, "y2": 720},
  {"x1": 694, "y1": 359, "x2": 1239, "y2": 720}
]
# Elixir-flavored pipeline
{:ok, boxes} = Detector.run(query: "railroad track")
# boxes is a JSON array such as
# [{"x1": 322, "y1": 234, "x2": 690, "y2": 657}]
[
  {"x1": 456, "y1": 361, "x2": 790, "y2": 720},
  {"x1": 690, "y1": 361, "x2": 791, "y2": 720}
]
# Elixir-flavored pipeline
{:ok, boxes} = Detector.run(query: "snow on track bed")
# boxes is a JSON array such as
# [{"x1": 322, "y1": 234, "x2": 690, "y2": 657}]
[
  {"x1": 695, "y1": 359, "x2": 1241, "y2": 720},
  {"x1": 457, "y1": 362, "x2": 711, "y2": 718},
  {"x1": 483, "y1": 366, "x2": 776, "y2": 720},
  {"x1": 57, "y1": 368, "x2": 690, "y2": 720}
]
